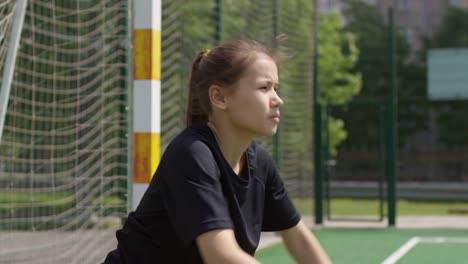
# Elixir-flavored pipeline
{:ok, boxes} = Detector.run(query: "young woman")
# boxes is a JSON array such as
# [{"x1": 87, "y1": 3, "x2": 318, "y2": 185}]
[{"x1": 104, "y1": 40, "x2": 331, "y2": 264}]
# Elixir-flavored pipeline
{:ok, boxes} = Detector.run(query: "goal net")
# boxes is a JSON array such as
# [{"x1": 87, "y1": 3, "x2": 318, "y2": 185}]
[{"x1": 0, "y1": 1, "x2": 129, "y2": 263}]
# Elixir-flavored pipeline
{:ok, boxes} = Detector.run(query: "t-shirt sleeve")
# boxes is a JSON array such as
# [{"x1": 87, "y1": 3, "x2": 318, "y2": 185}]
[
  {"x1": 161, "y1": 140, "x2": 233, "y2": 245},
  {"x1": 262, "y1": 158, "x2": 301, "y2": 231}
]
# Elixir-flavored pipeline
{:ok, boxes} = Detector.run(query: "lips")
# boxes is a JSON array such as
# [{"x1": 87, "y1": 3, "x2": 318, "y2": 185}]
[{"x1": 270, "y1": 113, "x2": 280, "y2": 122}]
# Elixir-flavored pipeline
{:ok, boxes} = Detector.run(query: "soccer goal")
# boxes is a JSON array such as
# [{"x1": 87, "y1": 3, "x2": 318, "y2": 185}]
[{"x1": 0, "y1": 1, "x2": 130, "y2": 263}]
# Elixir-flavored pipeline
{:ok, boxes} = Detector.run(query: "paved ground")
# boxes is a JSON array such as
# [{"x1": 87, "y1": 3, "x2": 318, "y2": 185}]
[
  {"x1": 0, "y1": 230, "x2": 116, "y2": 264},
  {"x1": 2, "y1": 216, "x2": 467, "y2": 262},
  {"x1": 258, "y1": 216, "x2": 468, "y2": 250}
]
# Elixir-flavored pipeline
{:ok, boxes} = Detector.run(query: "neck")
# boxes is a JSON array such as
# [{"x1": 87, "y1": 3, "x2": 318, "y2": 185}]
[{"x1": 207, "y1": 120, "x2": 253, "y2": 174}]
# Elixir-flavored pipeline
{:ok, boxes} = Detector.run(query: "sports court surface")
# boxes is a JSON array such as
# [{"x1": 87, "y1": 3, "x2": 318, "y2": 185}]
[{"x1": 256, "y1": 216, "x2": 468, "y2": 264}]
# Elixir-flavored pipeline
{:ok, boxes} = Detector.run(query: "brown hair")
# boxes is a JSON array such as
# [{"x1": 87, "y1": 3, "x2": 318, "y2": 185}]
[{"x1": 186, "y1": 39, "x2": 275, "y2": 127}]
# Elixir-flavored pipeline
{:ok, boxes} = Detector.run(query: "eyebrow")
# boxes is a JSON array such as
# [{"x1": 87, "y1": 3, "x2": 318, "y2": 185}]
[{"x1": 266, "y1": 80, "x2": 279, "y2": 87}]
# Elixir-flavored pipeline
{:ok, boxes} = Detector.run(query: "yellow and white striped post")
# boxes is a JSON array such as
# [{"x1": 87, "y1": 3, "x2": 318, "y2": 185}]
[{"x1": 132, "y1": 0, "x2": 161, "y2": 210}]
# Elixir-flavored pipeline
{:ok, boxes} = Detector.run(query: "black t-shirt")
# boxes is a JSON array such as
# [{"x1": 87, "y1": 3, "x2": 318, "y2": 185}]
[{"x1": 104, "y1": 124, "x2": 300, "y2": 263}]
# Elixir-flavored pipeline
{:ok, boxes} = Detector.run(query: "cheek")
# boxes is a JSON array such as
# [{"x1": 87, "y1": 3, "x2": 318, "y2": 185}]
[
  {"x1": 238, "y1": 96, "x2": 265, "y2": 115},
  {"x1": 231, "y1": 103, "x2": 255, "y2": 122},
  {"x1": 228, "y1": 98, "x2": 259, "y2": 123}
]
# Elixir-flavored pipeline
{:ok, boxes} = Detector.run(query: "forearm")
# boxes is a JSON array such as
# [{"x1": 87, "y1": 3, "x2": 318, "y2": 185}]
[
  {"x1": 205, "y1": 249, "x2": 260, "y2": 264},
  {"x1": 197, "y1": 229, "x2": 261, "y2": 264},
  {"x1": 281, "y1": 221, "x2": 331, "y2": 264},
  {"x1": 286, "y1": 232, "x2": 330, "y2": 264}
]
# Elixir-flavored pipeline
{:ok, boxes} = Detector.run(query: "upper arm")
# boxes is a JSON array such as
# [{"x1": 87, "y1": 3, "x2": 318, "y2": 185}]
[
  {"x1": 196, "y1": 229, "x2": 260, "y2": 264},
  {"x1": 261, "y1": 152, "x2": 300, "y2": 231},
  {"x1": 162, "y1": 141, "x2": 233, "y2": 245}
]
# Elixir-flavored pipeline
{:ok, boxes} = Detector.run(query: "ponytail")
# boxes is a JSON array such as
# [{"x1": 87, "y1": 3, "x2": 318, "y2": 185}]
[{"x1": 186, "y1": 51, "x2": 209, "y2": 127}]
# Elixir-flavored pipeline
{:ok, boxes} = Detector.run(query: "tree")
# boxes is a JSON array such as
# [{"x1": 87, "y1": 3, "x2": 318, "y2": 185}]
[
  {"x1": 318, "y1": 11, "x2": 361, "y2": 156},
  {"x1": 339, "y1": 0, "x2": 425, "y2": 149}
]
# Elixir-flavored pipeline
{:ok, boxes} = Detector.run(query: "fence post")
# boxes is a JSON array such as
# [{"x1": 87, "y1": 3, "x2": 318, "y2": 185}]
[
  {"x1": 215, "y1": 0, "x2": 223, "y2": 44},
  {"x1": 387, "y1": 7, "x2": 397, "y2": 227},
  {"x1": 313, "y1": 0, "x2": 323, "y2": 225}
]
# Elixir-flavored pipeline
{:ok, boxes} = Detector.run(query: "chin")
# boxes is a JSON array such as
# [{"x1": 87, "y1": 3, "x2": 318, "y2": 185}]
[
  {"x1": 260, "y1": 127, "x2": 278, "y2": 137},
  {"x1": 248, "y1": 123, "x2": 278, "y2": 137}
]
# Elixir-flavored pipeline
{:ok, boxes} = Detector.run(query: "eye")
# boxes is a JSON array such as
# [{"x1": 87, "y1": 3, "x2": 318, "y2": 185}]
[{"x1": 259, "y1": 86, "x2": 268, "y2": 91}]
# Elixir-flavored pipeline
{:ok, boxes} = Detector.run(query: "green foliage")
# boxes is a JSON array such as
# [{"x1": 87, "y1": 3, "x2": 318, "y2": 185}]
[
  {"x1": 343, "y1": 0, "x2": 412, "y2": 97},
  {"x1": 430, "y1": 6, "x2": 468, "y2": 48},
  {"x1": 319, "y1": 11, "x2": 361, "y2": 155},
  {"x1": 319, "y1": 11, "x2": 361, "y2": 105},
  {"x1": 339, "y1": 0, "x2": 421, "y2": 149},
  {"x1": 331, "y1": 2, "x2": 468, "y2": 182},
  {"x1": 328, "y1": 116, "x2": 347, "y2": 156},
  {"x1": 340, "y1": 2, "x2": 468, "y2": 151},
  {"x1": 178, "y1": 0, "x2": 214, "y2": 42}
]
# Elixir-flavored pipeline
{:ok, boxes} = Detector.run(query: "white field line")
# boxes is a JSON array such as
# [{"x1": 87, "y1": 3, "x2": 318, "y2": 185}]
[
  {"x1": 419, "y1": 237, "x2": 468, "y2": 243},
  {"x1": 381, "y1": 236, "x2": 468, "y2": 264},
  {"x1": 381, "y1": 237, "x2": 421, "y2": 264}
]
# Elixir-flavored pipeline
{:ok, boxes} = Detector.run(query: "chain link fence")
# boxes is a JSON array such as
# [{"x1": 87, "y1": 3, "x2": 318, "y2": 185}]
[{"x1": 161, "y1": 0, "x2": 317, "y2": 214}]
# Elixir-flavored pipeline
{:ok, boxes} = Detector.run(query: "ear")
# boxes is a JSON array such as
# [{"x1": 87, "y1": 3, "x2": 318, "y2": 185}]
[{"x1": 208, "y1": 84, "x2": 227, "y2": 111}]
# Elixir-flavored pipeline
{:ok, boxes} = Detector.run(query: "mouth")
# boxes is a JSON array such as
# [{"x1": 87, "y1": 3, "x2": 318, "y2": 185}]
[{"x1": 271, "y1": 113, "x2": 280, "y2": 122}]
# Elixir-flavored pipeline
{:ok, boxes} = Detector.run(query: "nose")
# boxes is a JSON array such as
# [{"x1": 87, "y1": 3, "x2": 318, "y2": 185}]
[{"x1": 272, "y1": 91, "x2": 284, "y2": 107}]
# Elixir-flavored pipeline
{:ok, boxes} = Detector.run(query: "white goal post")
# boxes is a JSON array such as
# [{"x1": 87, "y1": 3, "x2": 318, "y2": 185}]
[{"x1": 0, "y1": 0, "x2": 27, "y2": 142}]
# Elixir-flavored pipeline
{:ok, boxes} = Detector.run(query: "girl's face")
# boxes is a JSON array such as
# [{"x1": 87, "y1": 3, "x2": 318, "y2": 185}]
[{"x1": 224, "y1": 55, "x2": 283, "y2": 137}]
